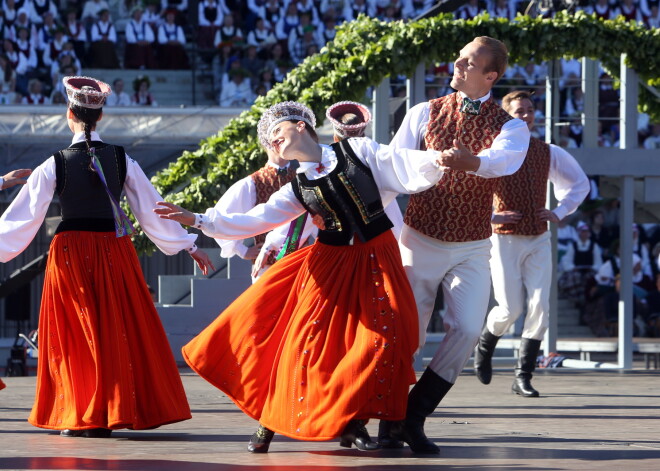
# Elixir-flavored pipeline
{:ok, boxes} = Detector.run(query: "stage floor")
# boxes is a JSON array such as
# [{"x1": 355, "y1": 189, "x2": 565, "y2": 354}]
[{"x1": 1, "y1": 367, "x2": 659, "y2": 470}]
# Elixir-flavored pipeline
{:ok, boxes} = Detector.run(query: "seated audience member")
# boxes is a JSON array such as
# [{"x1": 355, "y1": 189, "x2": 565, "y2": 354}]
[
  {"x1": 63, "y1": 8, "x2": 88, "y2": 65},
  {"x1": 219, "y1": 67, "x2": 253, "y2": 107},
  {"x1": 402, "y1": 0, "x2": 434, "y2": 19},
  {"x1": 198, "y1": 0, "x2": 223, "y2": 49},
  {"x1": 590, "y1": 209, "x2": 617, "y2": 259},
  {"x1": 213, "y1": 12, "x2": 244, "y2": 56},
  {"x1": 52, "y1": 63, "x2": 78, "y2": 98},
  {"x1": 90, "y1": 9, "x2": 120, "y2": 68},
  {"x1": 132, "y1": 75, "x2": 158, "y2": 106},
  {"x1": 21, "y1": 78, "x2": 50, "y2": 104},
  {"x1": 259, "y1": 0, "x2": 283, "y2": 27},
  {"x1": 316, "y1": 14, "x2": 336, "y2": 46},
  {"x1": 42, "y1": 28, "x2": 69, "y2": 71},
  {"x1": 287, "y1": 12, "x2": 320, "y2": 65},
  {"x1": 295, "y1": 0, "x2": 320, "y2": 23},
  {"x1": 81, "y1": 0, "x2": 111, "y2": 30},
  {"x1": 35, "y1": 12, "x2": 60, "y2": 62},
  {"x1": 319, "y1": 0, "x2": 346, "y2": 21},
  {"x1": 49, "y1": 87, "x2": 67, "y2": 104},
  {"x1": 489, "y1": 0, "x2": 514, "y2": 20},
  {"x1": 559, "y1": 221, "x2": 603, "y2": 307},
  {"x1": 0, "y1": 54, "x2": 18, "y2": 105},
  {"x1": 143, "y1": 0, "x2": 162, "y2": 33},
  {"x1": 125, "y1": 5, "x2": 157, "y2": 69},
  {"x1": 161, "y1": 0, "x2": 189, "y2": 26},
  {"x1": 7, "y1": 35, "x2": 37, "y2": 96},
  {"x1": 557, "y1": 217, "x2": 580, "y2": 264},
  {"x1": 106, "y1": 77, "x2": 132, "y2": 106},
  {"x1": 242, "y1": 44, "x2": 264, "y2": 81},
  {"x1": 645, "y1": 273, "x2": 660, "y2": 337},
  {"x1": 644, "y1": 123, "x2": 660, "y2": 149},
  {"x1": 157, "y1": 9, "x2": 189, "y2": 69},
  {"x1": 455, "y1": 0, "x2": 485, "y2": 19},
  {"x1": 28, "y1": 0, "x2": 59, "y2": 27},
  {"x1": 246, "y1": 16, "x2": 277, "y2": 54},
  {"x1": 343, "y1": 0, "x2": 375, "y2": 21},
  {"x1": 275, "y1": 1, "x2": 301, "y2": 42}
]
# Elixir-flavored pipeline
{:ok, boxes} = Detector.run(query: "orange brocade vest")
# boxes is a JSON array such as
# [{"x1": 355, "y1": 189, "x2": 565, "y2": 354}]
[
  {"x1": 251, "y1": 165, "x2": 297, "y2": 245},
  {"x1": 492, "y1": 137, "x2": 551, "y2": 236},
  {"x1": 404, "y1": 93, "x2": 513, "y2": 242}
]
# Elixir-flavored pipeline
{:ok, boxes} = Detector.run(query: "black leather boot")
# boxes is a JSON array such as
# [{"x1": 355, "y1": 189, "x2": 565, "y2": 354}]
[
  {"x1": 512, "y1": 338, "x2": 541, "y2": 397},
  {"x1": 60, "y1": 429, "x2": 85, "y2": 437},
  {"x1": 377, "y1": 420, "x2": 403, "y2": 448},
  {"x1": 339, "y1": 419, "x2": 379, "y2": 451},
  {"x1": 247, "y1": 424, "x2": 275, "y2": 453},
  {"x1": 474, "y1": 325, "x2": 501, "y2": 385},
  {"x1": 83, "y1": 428, "x2": 112, "y2": 438},
  {"x1": 391, "y1": 368, "x2": 452, "y2": 454}
]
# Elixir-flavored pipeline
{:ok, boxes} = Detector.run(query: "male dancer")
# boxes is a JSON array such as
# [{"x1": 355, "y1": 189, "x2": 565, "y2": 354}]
[
  {"x1": 385, "y1": 36, "x2": 530, "y2": 454},
  {"x1": 212, "y1": 147, "x2": 298, "y2": 281},
  {"x1": 474, "y1": 90, "x2": 589, "y2": 397}
]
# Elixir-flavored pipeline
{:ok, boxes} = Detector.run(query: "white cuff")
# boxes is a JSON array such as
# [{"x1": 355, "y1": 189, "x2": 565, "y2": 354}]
[
  {"x1": 194, "y1": 213, "x2": 205, "y2": 230},
  {"x1": 186, "y1": 243, "x2": 198, "y2": 254}
]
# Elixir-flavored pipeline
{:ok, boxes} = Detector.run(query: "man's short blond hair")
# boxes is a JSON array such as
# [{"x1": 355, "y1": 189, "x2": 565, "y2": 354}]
[
  {"x1": 501, "y1": 90, "x2": 534, "y2": 113},
  {"x1": 473, "y1": 36, "x2": 508, "y2": 83}
]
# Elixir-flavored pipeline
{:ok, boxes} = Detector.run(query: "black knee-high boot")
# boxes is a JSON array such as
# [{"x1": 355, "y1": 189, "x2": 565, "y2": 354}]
[
  {"x1": 512, "y1": 338, "x2": 541, "y2": 397},
  {"x1": 391, "y1": 368, "x2": 453, "y2": 454},
  {"x1": 474, "y1": 325, "x2": 501, "y2": 385}
]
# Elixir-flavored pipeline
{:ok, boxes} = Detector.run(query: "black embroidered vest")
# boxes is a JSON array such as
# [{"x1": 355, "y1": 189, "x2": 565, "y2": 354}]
[
  {"x1": 54, "y1": 142, "x2": 127, "y2": 230},
  {"x1": 291, "y1": 140, "x2": 393, "y2": 246}
]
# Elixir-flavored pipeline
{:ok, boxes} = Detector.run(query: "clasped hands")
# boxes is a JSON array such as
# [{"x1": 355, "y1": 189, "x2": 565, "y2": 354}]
[{"x1": 436, "y1": 139, "x2": 480, "y2": 172}]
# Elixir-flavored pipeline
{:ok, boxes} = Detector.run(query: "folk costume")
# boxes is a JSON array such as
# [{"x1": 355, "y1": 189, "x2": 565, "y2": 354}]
[
  {"x1": 212, "y1": 161, "x2": 301, "y2": 281},
  {"x1": 326, "y1": 100, "x2": 404, "y2": 238},
  {"x1": 475, "y1": 136, "x2": 590, "y2": 396},
  {"x1": 182, "y1": 102, "x2": 444, "y2": 449},
  {"x1": 387, "y1": 91, "x2": 529, "y2": 449},
  {"x1": 0, "y1": 77, "x2": 195, "y2": 435}
]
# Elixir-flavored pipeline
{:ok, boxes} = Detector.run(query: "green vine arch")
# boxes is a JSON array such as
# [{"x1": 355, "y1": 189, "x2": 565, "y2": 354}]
[{"x1": 131, "y1": 11, "x2": 660, "y2": 253}]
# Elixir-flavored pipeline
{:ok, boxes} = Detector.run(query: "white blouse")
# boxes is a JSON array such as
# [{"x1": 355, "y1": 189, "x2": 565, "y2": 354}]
[
  {"x1": 0, "y1": 132, "x2": 198, "y2": 263},
  {"x1": 194, "y1": 137, "x2": 443, "y2": 240}
]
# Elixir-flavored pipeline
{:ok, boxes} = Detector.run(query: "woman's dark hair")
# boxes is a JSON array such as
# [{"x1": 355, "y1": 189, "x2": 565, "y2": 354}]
[{"x1": 70, "y1": 104, "x2": 102, "y2": 151}]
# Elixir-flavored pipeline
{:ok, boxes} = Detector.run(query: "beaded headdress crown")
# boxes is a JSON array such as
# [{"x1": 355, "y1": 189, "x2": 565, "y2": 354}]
[
  {"x1": 257, "y1": 101, "x2": 316, "y2": 149},
  {"x1": 63, "y1": 76, "x2": 112, "y2": 109},
  {"x1": 326, "y1": 101, "x2": 371, "y2": 139}
]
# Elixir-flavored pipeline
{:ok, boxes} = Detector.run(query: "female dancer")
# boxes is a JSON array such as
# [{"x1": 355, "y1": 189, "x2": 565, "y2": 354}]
[
  {"x1": 0, "y1": 76, "x2": 214, "y2": 437},
  {"x1": 155, "y1": 101, "x2": 444, "y2": 452}
]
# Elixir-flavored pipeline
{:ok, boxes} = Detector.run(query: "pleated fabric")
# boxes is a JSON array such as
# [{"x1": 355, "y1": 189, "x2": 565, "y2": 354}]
[
  {"x1": 183, "y1": 230, "x2": 418, "y2": 441},
  {"x1": 28, "y1": 231, "x2": 191, "y2": 431}
]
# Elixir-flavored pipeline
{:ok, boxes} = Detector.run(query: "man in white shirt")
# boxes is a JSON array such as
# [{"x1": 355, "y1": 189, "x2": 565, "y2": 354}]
[
  {"x1": 474, "y1": 90, "x2": 590, "y2": 398},
  {"x1": 105, "y1": 78, "x2": 132, "y2": 106},
  {"x1": 383, "y1": 36, "x2": 530, "y2": 454},
  {"x1": 1, "y1": 169, "x2": 32, "y2": 190}
]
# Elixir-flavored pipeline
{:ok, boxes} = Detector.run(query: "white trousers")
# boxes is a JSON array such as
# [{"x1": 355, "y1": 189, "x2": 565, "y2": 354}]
[
  {"x1": 487, "y1": 232, "x2": 551, "y2": 341},
  {"x1": 399, "y1": 225, "x2": 492, "y2": 384}
]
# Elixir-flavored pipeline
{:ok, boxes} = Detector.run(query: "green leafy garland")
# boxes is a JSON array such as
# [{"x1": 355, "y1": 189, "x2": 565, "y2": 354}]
[{"x1": 131, "y1": 11, "x2": 660, "y2": 253}]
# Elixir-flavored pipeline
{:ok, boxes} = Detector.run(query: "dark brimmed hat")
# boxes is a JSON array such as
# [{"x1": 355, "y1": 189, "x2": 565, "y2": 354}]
[
  {"x1": 326, "y1": 101, "x2": 371, "y2": 139},
  {"x1": 63, "y1": 76, "x2": 112, "y2": 109}
]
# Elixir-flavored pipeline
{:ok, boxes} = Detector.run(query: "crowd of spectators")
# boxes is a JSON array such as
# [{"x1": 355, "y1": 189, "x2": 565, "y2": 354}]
[
  {"x1": 555, "y1": 204, "x2": 660, "y2": 338},
  {"x1": 0, "y1": 0, "x2": 658, "y2": 110}
]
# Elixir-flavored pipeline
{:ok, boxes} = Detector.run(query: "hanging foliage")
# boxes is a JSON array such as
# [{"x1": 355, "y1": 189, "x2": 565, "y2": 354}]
[{"x1": 130, "y1": 11, "x2": 660, "y2": 254}]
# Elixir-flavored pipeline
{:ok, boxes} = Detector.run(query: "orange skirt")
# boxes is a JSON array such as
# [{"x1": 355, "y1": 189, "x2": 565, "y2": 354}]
[
  {"x1": 183, "y1": 230, "x2": 418, "y2": 441},
  {"x1": 28, "y1": 231, "x2": 191, "y2": 431}
]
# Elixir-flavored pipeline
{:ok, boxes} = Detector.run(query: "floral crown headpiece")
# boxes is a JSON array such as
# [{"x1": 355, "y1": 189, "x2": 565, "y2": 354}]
[
  {"x1": 63, "y1": 76, "x2": 111, "y2": 109},
  {"x1": 326, "y1": 101, "x2": 371, "y2": 139},
  {"x1": 257, "y1": 101, "x2": 316, "y2": 149}
]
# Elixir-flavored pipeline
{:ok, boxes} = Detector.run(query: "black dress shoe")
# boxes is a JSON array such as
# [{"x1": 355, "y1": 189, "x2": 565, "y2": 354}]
[
  {"x1": 83, "y1": 428, "x2": 113, "y2": 438},
  {"x1": 60, "y1": 429, "x2": 85, "y2": 437},
  {"x1": 247, "y1": 424, "x2": 274, "y2": 453},
  {"x1": 377, "y1": 420, "x2": 404, "y2": 449},
  {"x1": 339, "y1": 420, "x2": 379, "y2": 451}
]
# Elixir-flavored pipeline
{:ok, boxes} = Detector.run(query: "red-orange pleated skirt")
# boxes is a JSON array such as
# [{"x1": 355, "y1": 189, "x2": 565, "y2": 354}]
[
  {"x1": 183, "y1": 230, "x2": 418, "y2": 441},
  {"x1": 0, "y1": 378, "x2": 5, "y2": 391},
  {"x1": 28, "y1": 231, "x2": 191, "y2": 431}
]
